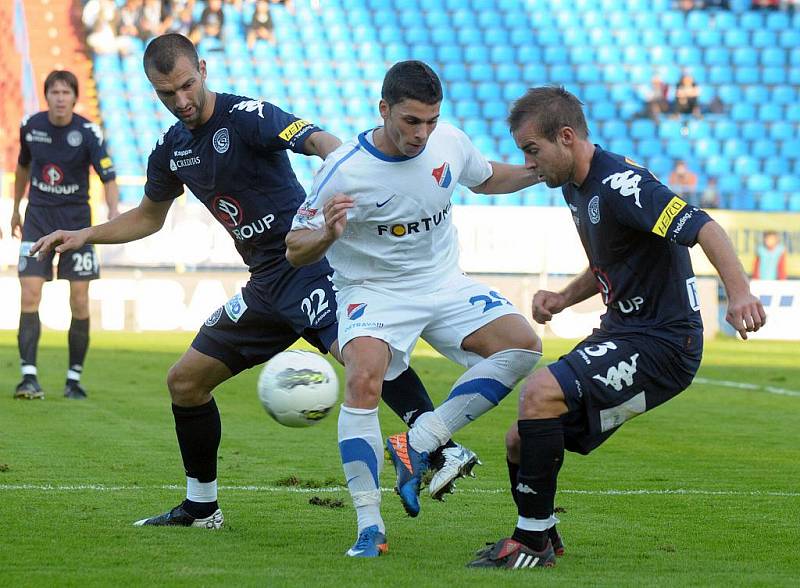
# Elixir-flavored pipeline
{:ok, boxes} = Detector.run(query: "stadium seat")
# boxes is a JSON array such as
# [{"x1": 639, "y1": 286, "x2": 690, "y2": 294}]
[
  {"x1": 759, "y1": 191, "x2": 786, "y2": 211},
  {"x1": 766, "y1": 11, "x2": 790, "y2": 30},
  {"x1": 747, "y1": 174, "x2": 773, "y2": 193},
  {"x1": 484, "y1": 27, "x2": 510, "y2": 47},
  {"x1": 492, "y1": 193, "x2": 522, "y2": 206},
  {"x1": 709, "y1": 66, "x2": 733, "y2": 85},
  {"x1": 788, "y1": 195, "x2": 800, "y2": 212},
  {"x1": 575, "y1": 64, "x2": 601, "y2": 83},
  {"x1": 704, "y1": 47, "x2": 730, "y2": 66},
  {"x1": 637, "y1": 139, "x2": 661, "y2": 159},
  {"x1": 697, "y1": 29, "x2": 722, "y2": 48},
  {"x1": 694, "y1": 138, "x2": 720, "y2": 159},
  {"x1": 769, "y1": 122, "x2": 794, "y2": 141},
  {"x1": 731, "y1": 103, "x2": 756, "y2": 121},
  {"x1": 759, "y1": 104, "x2": 783, "y2": 124},
  {"x1": 496, "y1": 63, "x2": 521, "y2": 83},
  {"x1": 729, "y1": 192, "x2": 756, "y2": 210},
  {"x1": 631, "y1": 120, "x2": 656, "y2": 140},
  {"x1": 752, "y1": 30, "x2": 777, "y2": 49},
  {"x1": 764, "y1": 159, "x2": 790, "y2": 176},
  {"x1": 780, "y1": 138, "x2": 800, "y2": 158},
  {"x1": 780, "y1": 29, "x2": 800, "y2": 49},
  {"x1": 735, "y1": 155, "x2": 760, "y2": 176},
  {"x1": 704, "y1": 156, "x2": 731, "y2": 177},
  {"x1": 458, "y1": 27, "x2": 483, "y2": 47},
  {"x1": 739, "y1": 12, "x2": 764, "y2": 30},
  {"x1": 777, "y1": 175, "x2": 800, "y2": 193},
  {"x1": 469, "y1": 64, "x2": 493, "y2": 82},
  {"x1": 741, "y1": 121, "x2": 765, "y2": 141}
]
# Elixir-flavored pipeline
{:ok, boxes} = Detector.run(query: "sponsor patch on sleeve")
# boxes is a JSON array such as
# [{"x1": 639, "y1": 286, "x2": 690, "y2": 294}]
[
  {"x1": 279, "y1": 119, "x2": 311, "y2": 142},
  {"x1": 297, "y1": 204, "x2": 318, "y2": 219},
  {"x1": 624, "y1": 157, "x2": 644, "y2": 168},
  {"x1": 100, "y1": 157, "x2": 113, "y2": 170},
  {"x1": 651, "y1": 196, "x2": 687, "y2": 237}
]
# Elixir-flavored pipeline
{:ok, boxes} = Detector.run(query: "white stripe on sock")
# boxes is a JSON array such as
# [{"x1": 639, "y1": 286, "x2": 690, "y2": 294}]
[
  {"x1": 186, "y1": 477, "x2": 217, "y2": 502},
  {"x1": 21, "y1": 365, "x2": 37, "y2": 376}
]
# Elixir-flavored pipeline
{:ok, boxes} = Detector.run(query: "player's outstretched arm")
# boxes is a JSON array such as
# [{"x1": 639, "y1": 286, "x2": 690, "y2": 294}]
[
  {"x1": 532, "y1": 267, "x2": 597, "y2": 324},
  {"x1": 302, "y1": 131, "x2": 342, "y2": 160},
  {"x1": 470, "y1": 161, "x2": 541, "y2": 195},
  {"x1": 697, "y1": 221, "x2": 766, "y2": 339},
  {"x1": 285, "y1": 193, "x2": 353, "y2": 267},
  {"x1": 31, "y1": 195, "x2": 173, "y2": 256}
]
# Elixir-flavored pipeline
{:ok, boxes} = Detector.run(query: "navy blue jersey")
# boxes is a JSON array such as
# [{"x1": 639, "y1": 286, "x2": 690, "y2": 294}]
[
  {"x1": 145, "y1": 93, "x2": 324, "y2": 278},
  {"x1": 562, "y1": 146, "x2": 712, "y2": 335},
  {"x1": 18, "y1": 112, "x2": 116, "y2": 206}
]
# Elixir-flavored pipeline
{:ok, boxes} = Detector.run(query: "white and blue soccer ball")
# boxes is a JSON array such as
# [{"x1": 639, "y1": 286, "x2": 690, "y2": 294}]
[{"x1": 257, "y1": 350, "x2": 339, "y2": 428}]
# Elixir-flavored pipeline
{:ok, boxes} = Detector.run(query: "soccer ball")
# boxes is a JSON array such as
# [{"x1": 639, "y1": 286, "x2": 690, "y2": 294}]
[{"x1": 257, "y1": 350, "x2": 339, "y2": 428}]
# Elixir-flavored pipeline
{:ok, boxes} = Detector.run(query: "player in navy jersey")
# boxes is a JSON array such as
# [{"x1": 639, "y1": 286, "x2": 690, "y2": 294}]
[
  {"x1": 469, "y1": 87, "x2": 766, "y2": 569},
  {"x1": 11, "y1": 70, "x2": 120, "y2": 400},
  {"x1": 33, "y1": 34, "x2": 475, "y2": 529}
]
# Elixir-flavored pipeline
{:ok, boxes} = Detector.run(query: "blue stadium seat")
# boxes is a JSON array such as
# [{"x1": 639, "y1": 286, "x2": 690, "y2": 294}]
[
  {"x1": 766, "y1": 11, "x2": 790, "y2": 30},
  {"x1": 686, "y1": 10, "x2": 710, "y2": 30},
  {"x1": 697, "y1": 29, "x2": 722, "y2": 48},
  {"x1": 504, "y1": 82, "x2": 527, "y2": 102},
  {"x1": 778, "y1": 175, "x2": 800, "y2": 192},
  {"x1": 496, "y1": 63, "x2": 521, "y2": 82},
  {"x1": 762, "y1": 48, "x2": 786, "y2": 68},
  {"x1": 704, "y1": 156, "x2": 731, "y2": 177},
  {"x1": 458, "y1": 27, "x2": 483, "y2": 46},
  {"x1": 584, "y1": 84, "x2": 609, "y2": 103},
  {"x1": 463, "y1": 118, "x2": 488, "y2": 137},
  {"x1": 575, "y1": 64, "x2": 601, "y2": 83},
  {"x1": 438, "y1": 45, "x2": 463, "y2": 64},
  {"x1": 666, "y1": 141, "x2": 691, "y2": 160},
  {"x1": 522, "y1": 188, "x2": 553, "y2": 207},
  {"x1": 660, "y1": 11, "x2": 684, "y2": 29},
  {"x1": 735, "y1": 155, "x2": 760, "y2": 176},
  {"x1": 642, "y1": 29, "x2": 667, "y2": 47},
  {"x1": 484, "y1": 28, "x2": 510, "y2": 47},
  {"x1": 592, "y1": 102, "x2": 616, "y2": 121},
  {"x1": 780, "y1": 138, "x2": 800, "y2": 158},
  {"x1": 431, "y1": 28, "x2": 457, "y2": 45},
  {"x1": 731, "y1": 102, "x2": 756, "y2": 121},
  {"x1": 411, "y1": 44, "x2": 436, "y2": 62},
  {"x1": 723, "y1": 28, "x2": 748, "y2": 48},
  {"x1": 452, "y1": 8, "x2": 477, "y2": 27},
  {"x1": 739, "y1": 12, "x2": 764, "y2": 30},
  {"x1": 750, "y1": 139, "x2": 778, "y2": 159},
  {"x1": 764, "y1": 158, "x2": 790, "y2": 176},
  {"x1": 780, "y1": 29, "x2": 800, "y2": 49},
  {"x1": 596, "y1": 46, "x2": 622, "y2": 65},
  {"x1": 670, "y1": 29, "x2": 693, "y2": 48},
  {"x1": 490, "y1": 45, "x2": 515, "y2": 65},
  {"x1": 786, "y1": 104, "x2": 800, "y2": 122},
  {"x1": 744, "y1": 86, "x2": 769, "y2": 105},
  {"x1": 723, "y1": 138, "x2": 747, "y2": 158},
  {"x1": 550, "y1": 64, "x2": 575, "y2": 83},
  {"x1": 694, "y1": 138, "x2": 720, "y2": 159},
  {"x1": 713, "y1": 120, "x2": 738, "y2": 140},
  {"x1": 608, "y1": 138, "x2": 635, "y2": 157},
  {"x1": 741, "y1": 121, "x2": 765, "y2": 141},
  {"x1": 450, "y1": 82, "x2": 475, "y2": 101},
  {"x1": 464, "y1": 45, "x2": 490, "y2": 64},
  {"x1": 747, "y1": 174, "x2": 773, "y2": 193},
  {"x1": 622, "y1": 46, "x2": 647, "y2": 65},
  {"x1": 709, "y1": 66, "x2": 733, "y2": 84},
  {"x1": 752, "y1": 30, "x2": 777, "y2": 49},
  {"x1": 676, "y1": 47, "x2": 702, "y2": 67},
  {"x1": 517, "y1": 46, "x2": 543, "y2": 63},
  {"x1": 648, "y1": 156, "x2": 673, "y2": 179},
  {"x1": 493, "y1": 193, "x2": 522, "y2": 206},
  {"x1": 602, "y1": 65, "x2": 626, "y2": 84},
  {"x1": 788, "y1": 195, "x2": 800, "y2": 212},
  {"x1": 406, "y1": 28, "x2": 431, "y2": 45},
  {"x1": 544, "y1": 46, "x2": 569, "y2": 64},
  {"x1": 762, "y1": 68, "x2": 787, "y2": 85},
  {"x1": 463, "y1": 192, "x2": 492, "y2": 205},
  {"x1": 704, "y1": 47, "x2": 730, "y2": 66},
  {"x1": 637, "y1": 139, "x2": 661, "y2": 158},
  {"x1": 455, "y1": 100, "x2": 480, "y2": 119},
  {"x1": 509, "y1": 27, "x2": 533, "y2": 46},
  {"x1": 468, "y1": 64, "x2": 493, "y2": 83},
  {"x1": 372, "y1": 9, "x2": 394, "y2": 27},
  {"x1": 772, "y1": 86, "x2": 796, "y2": 105},
  {"x1": 476, "y1": 82, "x2": 501, "y2": 101},
  {"x1": 769, "y1": 122, "x2": 794, "y2": 141},
  {"x1": 384, "y1": 43, "x2": 408, "y2": 63},
  {"x1": 631, "y1": 119, "x2": 656, "y2": 140},
  {"x1": 659, "y1": 120, "x2": 684, "y2": 140},
  {"x1": 570, "y1": 46, "x2": 595, "y2": 65},
  {"x1": 729, "y1": 192, "x2": 756, "y2": 210},
  {"x1": 732, "y1": 47, "x2": 757, "y2": 67},
  {"x1": 759, "y1": 104, "x2": 783, "y2": 123},
  {"x1": 760, "y1": 191, "x2": 786, "y2": 211}
]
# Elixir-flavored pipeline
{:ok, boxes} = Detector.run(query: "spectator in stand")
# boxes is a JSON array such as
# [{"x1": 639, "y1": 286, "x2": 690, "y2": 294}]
[
  {"x1": 271, "y1": 0, "x2": 296, "y2": 15},
  {"x1": 191, "y1": 0, "x2": 225, "y2": 45},
  {"x1": 752, "y1": 0, "x2": 780, "y2": 9},
  {"x1": 138, "y1": 0, "x2": 164, "y2": 41},
  {"x1": 118, "y1": 0, "x2": 144, "y2": 54},
  {"x1": 669, "y1": 159, "x2": 699, "y2": 202},
  {"x1": 247, "y1": 0, "x2": 275, "y2": 49},
  {"x1": 162, "y1": 4, "x2": 195, "y2": 36},
  {"x1": 753, "y1": 231, "x2": 787, "y2": 280},
  {"x1": 707, "y1": 94, "x2": 725, "y2": 115},
  {"x1": 675, "y1": 72, "x2": 701, "y2": 117},
  {"x1": 641, "y1": 75, "x2": 670, "y2": 122},
  {"x1": 82, "y1": 0, "x2": 122, "y2": 55},
  {"x1": 700, "y1": 177, "x2": 721, "y2": 209}
]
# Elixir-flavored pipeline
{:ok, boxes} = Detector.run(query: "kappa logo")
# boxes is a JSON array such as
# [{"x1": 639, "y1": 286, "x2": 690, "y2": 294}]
[
  {"x1": 42, "y1": 164, "x2": 64, "y2": 186},
  {"x1": 602, "y1": 170, "x2": 642, "y2": 208},
  {"x1": 592, "y1": 353, "x2": 640, "y2": 391},
  {"x1": 347, "y1": 303, "x2": 367, "y2": 320},
  {"x1": 83, "y1": 122, "x2": 104, "y2": 145},
  {"x1": 229, "y1": 99, "x2": 265, "y2": 118},
  {"x1": 516, "y1": 482, "x2": 536, "y2": 494},
  {"x1": 213, "y1": 196, "x2": 243, "y2": 227},
  {"x1": 432, "y1": 162, "x2": 452, "y2": 188},
  {"x1": 213, "y1": 128, "x2": 230, "y2": 154},
  {"x1": 67, "y1": 130, "x2": 83, "y2": 147},
  {"x1": 402, "y1": 409, "x2": 418, "y2": 425}
]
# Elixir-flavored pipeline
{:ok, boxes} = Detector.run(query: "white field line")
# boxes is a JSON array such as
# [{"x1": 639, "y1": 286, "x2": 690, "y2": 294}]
[
  {"x1": 693, "y1": 376, "x2": 800, "y2": 397},
  {"x1": 0, "y1": 484, "x2": 798, "y2": 497}
]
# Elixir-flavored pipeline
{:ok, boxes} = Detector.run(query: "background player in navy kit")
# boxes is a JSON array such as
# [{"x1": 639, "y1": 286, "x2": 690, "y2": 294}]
[
  {"x1": 469, "y1": 87, "x2": 766, "y2": 569},
  {"x1": 33, "y1": 34, "x2": 471, "y2": 529},
  {"x1": 11, "y1": 70, "x2": 120, "y2": 400}
]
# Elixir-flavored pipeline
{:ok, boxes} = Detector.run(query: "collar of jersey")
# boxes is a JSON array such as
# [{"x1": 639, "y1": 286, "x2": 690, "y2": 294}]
[{"x1": 357, "y1": 128, "x2": 426, "y2": 162}]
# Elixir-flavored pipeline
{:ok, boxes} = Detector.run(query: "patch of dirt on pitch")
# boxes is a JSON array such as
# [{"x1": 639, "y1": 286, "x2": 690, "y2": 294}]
[
  {"x1": 0, "y1": 464, "x2": 9, "y2": 472},
  {"x1": 309, "y1": 496, "x2": 345, "y2": 509},
  {"x1": 275, "y1": 475, "x2": 340, "y2": 488}
]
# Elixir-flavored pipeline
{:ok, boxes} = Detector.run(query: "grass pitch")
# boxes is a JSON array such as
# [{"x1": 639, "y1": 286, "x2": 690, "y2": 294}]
[{"x1": 0, "y1": 331, "x2": 798, "y2": 587}]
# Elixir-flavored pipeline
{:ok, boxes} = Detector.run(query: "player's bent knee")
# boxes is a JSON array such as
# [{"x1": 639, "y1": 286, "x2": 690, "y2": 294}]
[
  {"x1": 519, "y1": 369, "x2": 566, "y2": 419},
  {"x1": 166, "y1": 363, "x2": 208, "y2": 404},
  {"x1": 344, "y1": 369, "x2": 382, "y2": 408}
]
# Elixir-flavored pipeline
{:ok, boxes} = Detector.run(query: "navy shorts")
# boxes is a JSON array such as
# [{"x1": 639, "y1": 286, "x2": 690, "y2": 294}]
[
  {"x1": 192, "y1": 267, "x2": 339, "y2": 375},
  {"x1": 19, "y1": 203, "x2": 99, "y2": 281},
  {"x1": 549, "y1": 328, "x2": 702, "y2": 455}
]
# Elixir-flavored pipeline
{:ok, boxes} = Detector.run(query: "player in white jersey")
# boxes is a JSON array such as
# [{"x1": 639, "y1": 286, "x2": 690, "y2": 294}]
[{"x1": 287, "y1": 61, "x2": 544, "y2": 557}]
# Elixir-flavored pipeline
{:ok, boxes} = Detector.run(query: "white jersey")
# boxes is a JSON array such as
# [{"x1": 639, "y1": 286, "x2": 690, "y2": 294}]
[{"x1": 291, "y1": 122, "x2": 493, "y2": 290}]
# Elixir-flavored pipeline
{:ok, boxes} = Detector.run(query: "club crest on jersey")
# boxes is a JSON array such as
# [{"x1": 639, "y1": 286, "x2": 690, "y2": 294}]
[
  {"x1": 42, "y1": 164, "x2": 64, "y2": 185},
  {"x1": 347, "y1": 303, "x2": 367, "y2": 320},
  {"x1": 432, "y1": 162, "x2": 452, "y2": 188},
  {"x1": 67, "y1": 130, "x2": 83, "y2": 147},
  {"x1": 588, "y1": 195, "x2": 600, "y2": 224},
  {"x1": 213, "y1": 196, "x2": 243, "y2": 227},
  {"x1": 213, "y1": 128, "x2": 230, "y2": 154}
]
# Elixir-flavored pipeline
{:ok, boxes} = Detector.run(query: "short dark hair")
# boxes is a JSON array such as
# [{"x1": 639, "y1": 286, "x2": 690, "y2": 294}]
[
  {"x1": 381, "y1": 60, "x2": 443, "y2": 107},
  {"x1": 508, "y1": 86, "x2": 589, "y2": 141},
  {"x1": 143, "y1": 33, "x2": 200, "y2": 76},
  {"x1": 44, "y1": 70, "x2": 79, "y2": 98}
]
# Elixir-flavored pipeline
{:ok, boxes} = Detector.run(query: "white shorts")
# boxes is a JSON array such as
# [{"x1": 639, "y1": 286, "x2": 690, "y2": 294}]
[{"x1": 336, "y1": 273, "x2": 524, "y2": 380}]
